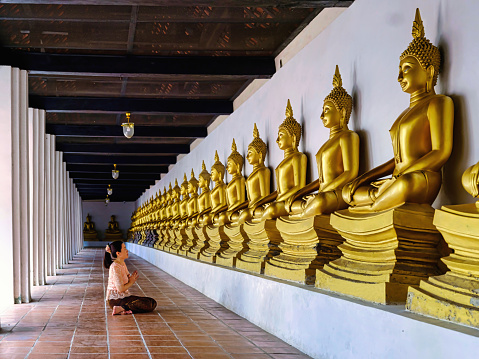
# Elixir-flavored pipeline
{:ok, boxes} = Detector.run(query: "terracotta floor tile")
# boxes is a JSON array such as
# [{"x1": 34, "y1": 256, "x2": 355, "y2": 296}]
[
  {"x1": 150, "y1": 354, "x2": 192, "y2": 359},
  {"x1": 28, "y1": 354, "x2": 69, "y2": 359},
  {"x1": 110, "y1": 353, "x2": 150, "y2": 358},
  {"x1": 147, "y1": 346, "x2": 189, "y2": 354},
  {"x1": 69, "y1": 354, "x2": 109, "y2": 359},
  {"x1": 70, "y1": 346, "x2": 109, "y2": 354},
  {"x1": 184, "y1": 346, "x2": 228, "y2": 354}
]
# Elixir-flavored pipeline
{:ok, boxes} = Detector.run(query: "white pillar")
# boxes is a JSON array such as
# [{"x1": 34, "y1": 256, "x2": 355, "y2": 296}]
[
  {"x1": 44, "y1": 134, "x2": 51, "y2": 276},
  {"x1": 0, "y1": 66, "x2": 14, "y2": 309},
  {"x1": 38, "y1": 110, "x2": 46, "y2": 285},
  {"x1": 55, "y1": 151, "x2": 62, "y2": 268},
  {"x1": 28, "y1": 108, "x2": 37, "y2": 286},
  {"x1": 50, "y1": 135, "x2": 56, "y2": 275}
]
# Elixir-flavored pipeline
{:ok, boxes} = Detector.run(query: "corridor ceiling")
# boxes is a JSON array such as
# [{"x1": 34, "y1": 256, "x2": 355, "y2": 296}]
[{"x1": 0, "y1": 0, "x2": 353, "y2": 202}]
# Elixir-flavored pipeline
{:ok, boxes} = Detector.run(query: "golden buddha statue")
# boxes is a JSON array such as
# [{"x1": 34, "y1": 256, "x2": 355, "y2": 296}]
[
  {"x1": 316, "y1": 9, "x2": 453, "y2": 304},
  {"x1": 343, "y1": 9, "x2": 454, "y2": 212},
  {"x1": 214, "y1": 139, "x2": 247, "y2": 226},
  {"x1": 197, "y1": 160, "x2": 212, "y2": 226},
  {"x1": 187, "y1": 169, "x2": 199, "y2": 225},
  {"x1": 210, "y1": 151, "x2": 228, "y2": 219},
  {"x1": 260, "y1": 100, "x2": 307, "y2": 220},
  {"x1": 105, "y1": 215, "x2": 123, "y2": 240},
  {"x1": 83, "y1": 214, "x2": 98, "y2": 241},
  {"x1": 170, "y1": 179, "x2": 181, "y2": 222},
  {"x1": 238, "y1": 124, "x2": 271, "y2": 224},
  {"x1": 287, "y1": 66, "x2": 359, "y2": 218},
  {"x1": 179, "y1": 174, "x2": 190, "y2": 221}
]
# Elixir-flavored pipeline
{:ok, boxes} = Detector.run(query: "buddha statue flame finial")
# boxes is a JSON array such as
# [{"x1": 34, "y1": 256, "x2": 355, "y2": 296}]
[
  {"x1": 324, "y1": 65, "x2": 353, "y2": 124},
  {"x1": 211, "y1": 150, "x2": 225, "y2": 176},
  {"x1": 400, "y1": 8, "x2": 440, "y2": 86},
  {"x1": 279, "y1": 99, "x2": 302, "y2": 148},
  {"x1": 228, "y1": 138, "x2": 244, "y2": 168},
  {"x1": 248, "y1": 123, "x2": 267, "y2": 160}
]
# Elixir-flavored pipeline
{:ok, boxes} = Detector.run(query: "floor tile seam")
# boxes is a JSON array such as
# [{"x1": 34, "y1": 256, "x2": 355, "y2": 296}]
[
  {"x1": 127, "y1": 250, "x2": 271, "y2": 357},
  {"x1": 67, "y1": 253, "x2": 97, "y2": 359}
]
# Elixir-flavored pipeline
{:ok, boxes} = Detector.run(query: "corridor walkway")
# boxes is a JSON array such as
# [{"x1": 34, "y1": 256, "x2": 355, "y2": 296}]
[{"x1": 0, "y1": 248, "x2": 311, "y2": 359}]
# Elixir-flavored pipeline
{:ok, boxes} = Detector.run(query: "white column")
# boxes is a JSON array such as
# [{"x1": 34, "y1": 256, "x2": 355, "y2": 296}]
[
  {"x1": 19, "y1": 70, "x2": 30, "y2": 303},
  {"x1": 50, "y1": 136, "x2": 56, "y2": 275},
  {"x1": 28, "y1": 108, "x2": 37, "y2": 286},
  {"x1": 44, "y1": 134, "x2": 51, "y2": 277},
  {"x1": 38, "y1": 110, "x2": 46, "y2": 285},
  {"x1": 0, "y1": 66, "x2": 14, "y2": 309},
  {"x1": 55, "y1": 151, "x2": 62, "y2": 268}
]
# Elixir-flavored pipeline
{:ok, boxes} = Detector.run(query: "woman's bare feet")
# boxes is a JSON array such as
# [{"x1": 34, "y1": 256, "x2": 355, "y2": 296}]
[{"x1": 112, "y1": 306, "x2": 133, "y2": 316}]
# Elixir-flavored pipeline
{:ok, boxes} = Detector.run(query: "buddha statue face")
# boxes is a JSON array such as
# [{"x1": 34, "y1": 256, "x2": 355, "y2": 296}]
[
  {"x1": 321, "y1": 100, "x2": 344, "y2": 129},
  {"x1": 246, "y1": 147, "x2": 261, "y2": 166},
  {"x1": 398, "y1": 56, "x2": 432, "y2": 95},
  {"x1": 180, "y1": 184, "x2": 187, "y2": 196},
  {"x1": 211, "y1": 168, "x2": 220, "y2": 182},
  {"x1": 227, "y1": 159, "x2": 239, "y2": 176},
  {"x1": 188, "y1": 181, "x2": 198, "y2": 194},
  {"x1": 276, "y1": 128, "x2": 295, "y2": 151},
  {"x1": 198, "y1": 175, "x2": 208, "y2": 189}
]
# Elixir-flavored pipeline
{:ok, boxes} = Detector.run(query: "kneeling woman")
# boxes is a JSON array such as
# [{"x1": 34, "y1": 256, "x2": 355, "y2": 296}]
[{"x1": 104, "y1": 241, "x2": 157, "y2": 315}]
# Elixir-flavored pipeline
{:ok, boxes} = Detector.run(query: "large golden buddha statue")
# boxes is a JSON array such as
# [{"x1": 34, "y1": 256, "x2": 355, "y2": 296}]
[
  {"x1": 83, "y1": 214, "x2": 98, "y2": 241},
  {"x1": 288, "y1": 66, "x2": 359, "y2": 218},
  {"x1": 343, "y1": 9, "x2": 454, "y2": 212},
  {"x1": 187, "y1": 169, "x2": 199, "y2": 225},
  {"x1": 239, "y1": 124, "x2": 271, "y2": 224},
  {"x1": 179, "y1": 174, "x2": 190, "y2": 221},
  {"x1": 197, "y1": 161, "x2": 212, "y2": 226},
  {"x1": 210, "y1": 151, "x2": 228, "y2": 219},
  {"x1": 260, "y1": 100, "x2": 307, "y2": 220},
  {"x1": 105, "y1": 215, "x2": 123, "y2": 240},
  {"x1": 214, "y1": 139, "x2": 246, "y2": 226}
]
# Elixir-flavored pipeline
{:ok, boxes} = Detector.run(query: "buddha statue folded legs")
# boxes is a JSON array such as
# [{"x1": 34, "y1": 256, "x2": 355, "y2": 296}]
[
  {"x1": 316, "y1": 9, "x2": 454, "y2": 304},
  {"x1": 270, "y1": 66, "x2": 359, "y2": 284}
]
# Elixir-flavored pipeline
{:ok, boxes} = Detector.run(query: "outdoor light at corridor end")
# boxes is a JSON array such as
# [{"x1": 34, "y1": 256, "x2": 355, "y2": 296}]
[
  {"x1": 121, "y1": 112, "x2": 134, "y2": 139},
  {"x1": 107, "y1": 184, "x2": 113, "y2": 196},
  {"x1": 112, "y1": 164, "x2": 119, "y2": 179}
]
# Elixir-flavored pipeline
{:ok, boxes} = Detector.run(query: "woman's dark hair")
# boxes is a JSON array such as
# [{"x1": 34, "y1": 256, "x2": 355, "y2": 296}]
[{"x1": 104, "y1": 240, "x2": 124, "y2": 269}]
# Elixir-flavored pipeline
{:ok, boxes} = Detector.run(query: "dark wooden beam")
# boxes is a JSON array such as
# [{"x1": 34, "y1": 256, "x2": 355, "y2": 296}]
[
  {"x1": 74, "y1": 178, "x2": 155, "y2": 185},
  {"x1": 57, "y1": 143, "x2": 190, "y2": 154},
  {"x1": 70, "y1": 172, "x2": 160, "y2": 180},
  {"x1": 63, "y1": 154, "x2": 176, "y2": 165},
  {"x1": 0, "y1": 1, "x2": 353, "y2": 8},
  {"x1": 66, "y1": 164, "x2": 168, "y2": 174},
  {"x1": 31, "y1": 96, "x2": 233, "y2": 115},
  {"x1": 47, "y1": 124, "x2": 207, "y2": 138},
  {"x1": 0, "y1": 50, "x2": 275, "y2": 78}
]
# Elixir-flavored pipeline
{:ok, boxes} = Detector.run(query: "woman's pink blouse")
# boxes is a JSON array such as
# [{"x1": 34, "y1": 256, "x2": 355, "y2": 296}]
[{"x1": 106, "y1": 262, "x2": 131, "y2": 300}]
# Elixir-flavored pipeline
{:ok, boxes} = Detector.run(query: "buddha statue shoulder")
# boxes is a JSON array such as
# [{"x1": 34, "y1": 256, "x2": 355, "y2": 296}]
[
  {"x1": 215, "y1": 139, "x2": 247, "y2": 225},
  {"x1": 198, "y1": 161, "x2": 212, "y2": 226},
  {"x1": 210, "y1": 151, "x2": 228, "y2": 217},
  {"x1": 343, "y1": 9, "x2": 453, "y2": 212},
  {"x1": 287, "y1": 66, "x2": 360, "y2": 218},
  {"x1": 179, "y1": 173, "x2": 190, "y2": 220},
  {"x1": 238, "y1": 124, "x2": 271, "y2": 224},
  {"x1": 260, "y1": 100, "x2": 307, "y2": 220}
]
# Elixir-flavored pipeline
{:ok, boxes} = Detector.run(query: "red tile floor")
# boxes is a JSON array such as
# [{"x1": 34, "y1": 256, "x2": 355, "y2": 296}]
[{"x1": 0, "y1": 248, "x2": 312, "y2": 359}]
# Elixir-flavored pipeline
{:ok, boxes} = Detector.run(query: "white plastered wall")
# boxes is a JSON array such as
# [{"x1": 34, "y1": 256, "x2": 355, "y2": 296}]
[{"x1": 139, "y1": 0, "x2": 479, "y2": 208}]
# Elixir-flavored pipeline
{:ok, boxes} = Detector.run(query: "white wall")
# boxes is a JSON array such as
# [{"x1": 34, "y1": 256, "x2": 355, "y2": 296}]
[
  {"x1": 82, "y1": 201, "x2": 135, "y2": 240},
  {"x1": 139, "y1": 0, "x2": 479, "y2": 208}
]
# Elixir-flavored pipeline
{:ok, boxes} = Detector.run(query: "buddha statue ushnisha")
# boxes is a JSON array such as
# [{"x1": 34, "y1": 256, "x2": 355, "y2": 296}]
[
  {"x1": 287, "y1": 66, "x2": 360, "y2": 218},
  {"x1": 215, "y1": 139, "x2": 246, "y2": 225},
  {"x1": 343, "y1": 9, "x2": 453, "y2": 212},
  {"x1": 239, "y1": 124, "x2": 271, "y2": 223},
  {"x1": 197, "y1": 161, "x2": 212, "y2": 226},
  {"x1": 260, "y1": 99, "x2": 307, "y2": 220},
  {"x1": 179, "y1": 173, "x2": 190, "y2": 221},
  {"x1": 187, "y1": 169, "x2": 199, "y2": 226},
  {"x1": 210, "y1": 151, "x2": 228, "y2": 219}
]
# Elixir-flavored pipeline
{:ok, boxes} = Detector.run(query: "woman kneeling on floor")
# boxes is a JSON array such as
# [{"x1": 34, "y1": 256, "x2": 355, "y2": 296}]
[{"x1": 104, "y1": 240, "x2": 157, "y2": 315}]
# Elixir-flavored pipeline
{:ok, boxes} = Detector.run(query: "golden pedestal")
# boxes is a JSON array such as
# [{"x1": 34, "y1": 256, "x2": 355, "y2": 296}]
[
  {"x1": 153, "y1": 229, "x2": 162, "y2": 249},
  {"x1": 188, "y1": 226, "x2": 207, "y2": 259},
  {"x1": 156, "y1": 228, "x2": 169, "y2": 250},
  {"x1": 164, "y1": 228, "x2": 176, "y2": 252},
  {"x1": 137, "y1": 230, "x2": 147, "y2": 245},
  {"x1": 176, "y1": 227, "x2": 189, "y2": 256},
  {"x1": 316, "y1": 204, "x2": 443, "y2": 304},
  {"x1": 182, "y1": 227, "x2": 198, "y2": 257},
  {"x1": 83, "y1": 232, "x2": 99, "y2": 241},
  {"x1": 199, "y1": 225, "x2": 223, "y2": 263},
  {"x1": 266, "y1": 215, "x2": 343, "y2": 284},
  {"x1": 236, "y1": 219, "x2": 281, "y2": 274},
  {"x1": 407, "y1": 204, "x2": 479, "y2": 327},
  {"x1": 105, "y1": 231, "x2": 123, "y2": 241},
  {"x1": 215, "y1": 224, "x2": 247, "y2": 267}
]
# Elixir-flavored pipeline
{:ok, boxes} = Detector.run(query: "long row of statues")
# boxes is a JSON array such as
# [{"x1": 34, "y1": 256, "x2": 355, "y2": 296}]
[{"x1": 127, "y1": 9, "x2": 479, "y2": 329}]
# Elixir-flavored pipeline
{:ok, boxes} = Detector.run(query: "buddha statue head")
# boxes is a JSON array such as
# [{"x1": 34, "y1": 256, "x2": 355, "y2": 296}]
[
  {"x1": 211, "y1": 151, "x2": 225, "y2": 183},
  {"x1": 323, "y1": 65, "x2": 352, "y2": 129},
  {"x1": 247, "y1": 123, "x2": 267, "y2": 166},
  {"x1": 399, "y1": 9, "x2": 440, "y2": 94},
  {"x1": 180, "y1": 173, "x2": 189, "y2": 197},
  {"x1": 198, "y1": 161, "x2": 210, "y2": 190},
  {"x1": 227, "y1": 139, "x2": 244, "y2": 176},
  {"x1": 188, "y1": 169, "x2": 199, "y2": 195},
  {"x1": 172, "y1": 179, "x2": 181, "y2": 200},
  {"x1": 277, "y1": 99, "x2": 302, "y2": 151},
  {"x1": 462, "y1": 162, "x2": 479, "y2": 205}
]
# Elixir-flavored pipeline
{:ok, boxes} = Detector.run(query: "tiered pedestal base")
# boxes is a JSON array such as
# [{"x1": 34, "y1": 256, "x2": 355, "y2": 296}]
[
  {"x1": 199, "y1": 225, "x2": 223, "y2": 263},
  {"x1": 266, "y1": 215, "x2": 343, "y2": 284},
  {"x1": 164, "y1": 228, "x2": 176, "y2": 252},
  {"x1": 187, "y1": 226, "x2": 207, "y2": 259},
  {"x1": 83, "y1": 232, "x2": 99, "y2": 241},
  {"x1": 181, "y1": 227, "x2": 198, "y2": 257},
  {"x1": 170, "y1": 227, "x2": 183, "y2": 253},
  {"x1": 407, "y1": 203, "x2": 479, "y2": 328},
  {"x1": 176, "y1": 226, "x2": 189, "y2": 256},
  {"x1": 216, "y1": 224, "x2": 247, "y2": 267},
  {"x1": 236, "y1": 219, "x2": 281, "y2": 274},
  {"x1": 316, "y1": 204, "x2": 443, "y2": 304}
]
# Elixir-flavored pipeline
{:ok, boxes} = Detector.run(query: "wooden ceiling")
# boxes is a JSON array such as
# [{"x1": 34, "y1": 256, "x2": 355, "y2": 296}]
[{"x1": 0, "y1": 0, "x2": 353, "y2": 202}]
